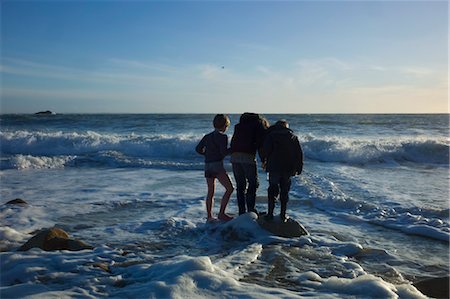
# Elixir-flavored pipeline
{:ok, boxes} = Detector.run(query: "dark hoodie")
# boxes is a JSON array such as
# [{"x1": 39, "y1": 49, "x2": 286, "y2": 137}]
[
  {"x1": 263, "y1": 124, "x2": 303, "y2": 176},
  {"x1": 230, "y1": 113, "x2": 266, "y2": 159}
]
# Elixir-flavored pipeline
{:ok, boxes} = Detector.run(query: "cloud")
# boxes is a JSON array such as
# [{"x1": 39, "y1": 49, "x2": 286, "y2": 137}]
[
  {"x1": 399, "y1": 67, "x2": 434, "y2": 78},
  {"x1": 107, "y1": 58, "x2": 179, "y2": 74}
]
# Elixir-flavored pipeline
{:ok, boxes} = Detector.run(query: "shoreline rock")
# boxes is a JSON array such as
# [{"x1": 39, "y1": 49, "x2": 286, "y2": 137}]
[
  {"x1": 413, "y1": 276, "x2": 449, "y2": 299},
  {"x1": 19, "y1": 227, "x2": 94, "y2": 251},
  {"x1": 5, "y1": 198, "x2": 28, "y2": 205},
  {"x1": 257, "y1": 214, "x2": 309, "y2": 238}
]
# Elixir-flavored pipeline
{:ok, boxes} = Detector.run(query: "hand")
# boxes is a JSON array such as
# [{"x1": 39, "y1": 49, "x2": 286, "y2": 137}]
[{"x1": 261, "y1": 161, "x2": 266, "y2": 170}]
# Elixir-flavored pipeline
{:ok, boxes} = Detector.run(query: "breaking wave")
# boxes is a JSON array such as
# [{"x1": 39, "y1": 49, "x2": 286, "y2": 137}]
[{"x1": 1, "y1": 130, "x2": 448, "y2": 169}]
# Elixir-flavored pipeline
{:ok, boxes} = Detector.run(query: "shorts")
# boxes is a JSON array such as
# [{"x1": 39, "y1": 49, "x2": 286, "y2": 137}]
[{"x1": 204, "y1": 161, "x2": 226, "y2": 178}]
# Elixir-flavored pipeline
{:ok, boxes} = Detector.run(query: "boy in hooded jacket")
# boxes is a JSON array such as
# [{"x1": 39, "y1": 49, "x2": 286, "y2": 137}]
[{"x1": 263, "y1": 120, "x2": 303, "y2": 221}]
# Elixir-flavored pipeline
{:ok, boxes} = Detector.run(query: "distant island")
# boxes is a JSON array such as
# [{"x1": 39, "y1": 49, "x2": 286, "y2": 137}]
[{"x1": 34, "y1": 110, "x2": 55, "y2": 115}]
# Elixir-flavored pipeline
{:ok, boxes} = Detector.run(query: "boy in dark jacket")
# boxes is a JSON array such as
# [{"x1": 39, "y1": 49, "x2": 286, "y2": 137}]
[
  {"x1": 263, "y1": 120, "x2": 303, "y2": 221},
  {"x1": 196, "y1": 114, "x2": 234, "y2": 222},
  {"x1": 230, "y1": 113, "x2": 268, "y2": 215}
]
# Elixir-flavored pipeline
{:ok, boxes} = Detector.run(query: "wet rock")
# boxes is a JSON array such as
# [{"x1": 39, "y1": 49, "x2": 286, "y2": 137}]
[
  {"x1": 257, "y1": 215, "x2": 309, "y2": 238},
  {"x1": 114, "y1": 279, "x2": 128, "y2": 288},
  {"x1": 413, "y1": 276, "x2": 449, "y2": 299},
  {"x1": 93, "y1": 262, "x2": 111, "y2": 273},
  {"x1": 19, "y1": 227, "x2": 94, "y2": 251},
  {"x1": 5, "y1": 198, "x2": 28, "y2": 205}
]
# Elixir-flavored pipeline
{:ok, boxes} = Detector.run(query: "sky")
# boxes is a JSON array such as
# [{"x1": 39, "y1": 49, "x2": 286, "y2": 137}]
[{"x1": 0, "y1": 0, "x2": 448, "y2": 114}]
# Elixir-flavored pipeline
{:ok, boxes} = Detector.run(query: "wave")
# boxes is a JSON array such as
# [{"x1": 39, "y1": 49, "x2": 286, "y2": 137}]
[
  {"x1": 1, "y1": 130, "x2": 448, "y2": 169},
  {"x1": 301, "y1": 134, "x2": 449, "y2": 165}
]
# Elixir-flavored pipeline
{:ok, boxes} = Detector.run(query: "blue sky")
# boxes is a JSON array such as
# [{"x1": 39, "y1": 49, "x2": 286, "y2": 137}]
[{"x1": 1, "y1": 1, "x2": 448, "y2": 114}]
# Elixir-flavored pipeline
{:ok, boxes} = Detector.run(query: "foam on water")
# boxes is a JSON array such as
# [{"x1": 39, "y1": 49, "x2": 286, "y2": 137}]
[
  {"x1": 291, "y1": 172, "x2": 450, "y2": 243},
  {"x1": 0, "y1": 168, "x2": 441, "y2": 298},
  {"x1": 0, "y1": 208, "x2": 427, "y2": 299}
]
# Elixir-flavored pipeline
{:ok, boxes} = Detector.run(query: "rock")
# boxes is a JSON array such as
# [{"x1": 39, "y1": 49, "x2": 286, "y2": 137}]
[
  {"x1": 257, "y1": 215, "x2": 309, "y2": 238},
  {"x1": 413, "y1": 276, "x2": 449, "y2": 299},
  {"x1": 35, "y1": 110, "x2": 54, "y2": 115},
  {"x1": 93, "y1": 262, "x2": 111, "y2": 273},
  {"x1": 19, "y1": 227, "x2": 94, "y2": 251},
  {"x1": 5, "y1": 198, "x2": 28, "y2": 205}
]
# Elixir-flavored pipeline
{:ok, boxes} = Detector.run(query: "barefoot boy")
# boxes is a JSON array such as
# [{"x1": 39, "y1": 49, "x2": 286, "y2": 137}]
[{"x1": 196, "y1": 114, "x2": 234, "y2": 221}]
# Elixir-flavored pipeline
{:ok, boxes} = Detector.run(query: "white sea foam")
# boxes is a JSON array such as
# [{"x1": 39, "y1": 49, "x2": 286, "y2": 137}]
[
  {"x1": 0, "y1": 213, "x2": 427, "y2": 299},
  {"x1": 293, "y1": 173, "x2": 450, "y2": 243},
  {"x1": 10, "y1": 154, "x2": 76, "y2": 169}
]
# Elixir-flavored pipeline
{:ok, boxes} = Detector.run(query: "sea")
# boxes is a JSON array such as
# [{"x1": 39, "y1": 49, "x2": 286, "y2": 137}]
[{"x1": 0, "y1": 113, "x2": 449, "y2": 298}]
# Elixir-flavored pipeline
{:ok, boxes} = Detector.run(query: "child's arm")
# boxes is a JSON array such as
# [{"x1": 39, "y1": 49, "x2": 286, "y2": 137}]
[
  {"x1": 218, "y1": 134, "x2": 229, "y2": 158},
  {"x1": 255, "y1": 122, "x2": 267, "y2": 162},
  {"x1": 294, "y1": 137, "x2": 303, "y2": 175},
  {"x1": 195, "y1": 136, "x2": 206, "y2": 155}
]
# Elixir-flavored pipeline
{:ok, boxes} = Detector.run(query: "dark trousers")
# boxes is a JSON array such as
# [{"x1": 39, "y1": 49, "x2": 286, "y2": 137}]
[
  {"x1": 232, "y1": 162, "x2": 259, "y2": 215},
  {"x1": 267, "y1": 172, "x2": 291, "y2": 218}
]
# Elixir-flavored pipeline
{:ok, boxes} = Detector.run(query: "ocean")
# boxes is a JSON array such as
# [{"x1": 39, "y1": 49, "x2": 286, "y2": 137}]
[{"x1": 0, "y1": 113, "x2": 448, "y2": 298}]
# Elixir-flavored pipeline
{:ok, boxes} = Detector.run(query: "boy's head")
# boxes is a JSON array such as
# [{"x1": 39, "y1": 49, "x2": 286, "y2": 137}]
[
  {"x1": 275, "y1": 119, "x2": 289, "y2": 128},
  {"x1": 213, "y1": 114, "x2": 231, "y2": 131}
]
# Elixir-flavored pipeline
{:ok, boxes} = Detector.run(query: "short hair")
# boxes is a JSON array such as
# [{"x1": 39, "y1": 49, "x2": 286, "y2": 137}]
[
  {"x1": 275, "y1": 119, "x2": 289, "y2": 128},
  {"x1": 213, "y1": 114, "x2": 230, "y2": 129}
]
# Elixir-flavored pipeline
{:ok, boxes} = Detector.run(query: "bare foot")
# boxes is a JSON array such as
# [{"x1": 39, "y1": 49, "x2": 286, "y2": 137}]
[
  {"x1": 218, "y1": 213, "x2": 233, "y2": 221},
  {"x1": 207, "y1": 217, "x2": 217, "y2": 222}
]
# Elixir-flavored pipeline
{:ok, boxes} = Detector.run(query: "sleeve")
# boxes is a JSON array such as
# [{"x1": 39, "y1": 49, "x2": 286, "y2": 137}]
[
  {"x1": 230, "y1": 126, "x2": 236, "y2": 153},
  {"x1": 255, "y1": 123, "x2": 267, "y2": 161},
  {"x1": 219, "y1": 134, "x2": 229, "y2": 158},
  {"x1": 263, "y1": 133, "x2": 273, "y2": 162},
  {"x1": 294, "y1": 137, "x2": 303, "y2": 175},
  {"x1": 195, "y1": 135, "x2": 206, "y2": 155}
]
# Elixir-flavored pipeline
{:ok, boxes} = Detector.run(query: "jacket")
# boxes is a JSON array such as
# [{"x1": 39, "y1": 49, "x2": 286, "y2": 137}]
[
  {"x1": 195, "y1": 130, "x2": 229, "y2": 163},
  {"x1": 263, "y1": 124, "x2": 303, "y2": 176},
  {"x1": 230, "y1": 113, "x2": 266, "y2": 160}
]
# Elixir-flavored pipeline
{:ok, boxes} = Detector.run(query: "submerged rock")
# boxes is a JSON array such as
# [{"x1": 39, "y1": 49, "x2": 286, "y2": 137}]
[
  {"x1": 413, "y1": 276, "x2": 449, "y2": 299},
  {"x1": 19, "y1": 227, "x2": 94, "y2": 251},
  {"x1": 257, "y1": 215, "x2": 309, "y2": 238},
  {"x1": 5, "y1": 198, "x2": 28, "y2": 205}
]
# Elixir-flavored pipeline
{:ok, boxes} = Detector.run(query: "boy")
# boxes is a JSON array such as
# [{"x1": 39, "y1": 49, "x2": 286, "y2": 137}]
[
  {"x1": 196, "y1": 114, "x2": 234, "y2": 221},
  {"x1": 230, "y1": 112, "x2": 268, "y2": 215},
  {"x1": 263, "y1": 120, "x2": 303, "y2": 222}
]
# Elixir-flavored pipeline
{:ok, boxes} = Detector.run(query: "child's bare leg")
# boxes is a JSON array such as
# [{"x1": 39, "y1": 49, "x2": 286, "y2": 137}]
[
  {"x1": 217, "y1": 173, "x2": 234, "y2": 220},
  {"x1": 206, "y1": 178, "x2": 216, "y2": 220}
]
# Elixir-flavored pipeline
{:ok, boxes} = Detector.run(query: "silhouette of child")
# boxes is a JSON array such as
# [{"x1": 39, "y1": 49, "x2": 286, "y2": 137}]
[
  {"x1": 196, "y1": 114, "x2": 234, "y2": 222},
  {"x1": 263, "y1": 120, "x2": 303, "y2": 222}
]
